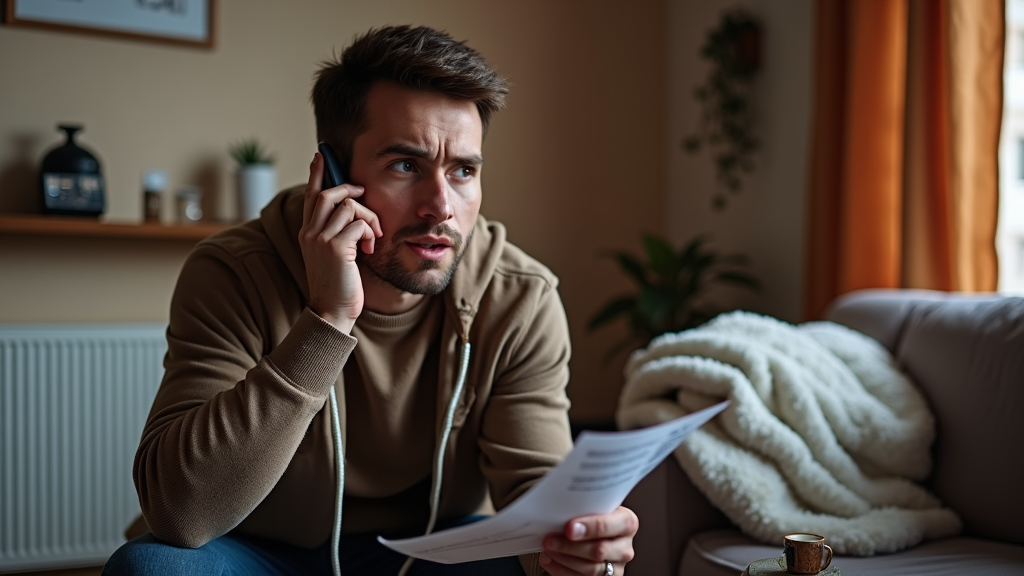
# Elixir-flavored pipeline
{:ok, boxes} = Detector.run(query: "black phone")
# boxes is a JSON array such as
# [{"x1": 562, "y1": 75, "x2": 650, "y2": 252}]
[{"x1": 318, "y1": 142, "x2": 346, "y2": 188}]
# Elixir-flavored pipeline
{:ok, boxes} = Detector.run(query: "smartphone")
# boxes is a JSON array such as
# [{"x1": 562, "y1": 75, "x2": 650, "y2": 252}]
[{"x1": 318, "y1": 142, "x2": 346, "y2": 188}]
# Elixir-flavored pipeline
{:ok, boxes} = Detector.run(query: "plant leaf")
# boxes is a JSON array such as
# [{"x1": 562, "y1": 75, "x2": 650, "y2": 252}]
[
  {"x1": 677, "y1": 235, "x2": 710, "y2": 268},
  {"x1": 692, "y1": 252, "x2": 718, "y2": 272},
  {"x1": 643, "y1": 234, "x2": 677, "y2": 279},
  {"x1": 587, "y1": 296, "x2": 637, "y2": 332},
  {"x1": 229, "y1": 138, "x2": 275, "y2": 166},
  {"x1": 610, "y1": 252, "x2": 650, "y2": 287},
  {"x1": 637, "y1": 286, "x2": 674, "y2": 333}
]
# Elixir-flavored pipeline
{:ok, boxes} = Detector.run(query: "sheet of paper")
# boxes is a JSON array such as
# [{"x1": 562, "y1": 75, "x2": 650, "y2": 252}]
[{"x1": 378, "y1": 400, "x2": 729, "y2": 564}]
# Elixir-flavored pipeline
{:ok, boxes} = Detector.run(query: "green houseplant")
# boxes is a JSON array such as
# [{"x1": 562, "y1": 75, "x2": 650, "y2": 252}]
[
  {"x1": 683, "y1": 8, "x2": 761, "y2": 210},
  {"x1": 229, "y1": 138, "x2": 275, "y2": 166},
  {"x1": 588, "y1": 233, "x2": 760, "y2": 356},
  {"x1": 229, "y1": 138, "x2": 277, "y2": 222}
]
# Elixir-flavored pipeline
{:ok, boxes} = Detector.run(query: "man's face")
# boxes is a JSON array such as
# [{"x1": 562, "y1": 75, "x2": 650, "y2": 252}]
[{"x1": 348, "y1": 82, "x2": 484, "y2": 296}]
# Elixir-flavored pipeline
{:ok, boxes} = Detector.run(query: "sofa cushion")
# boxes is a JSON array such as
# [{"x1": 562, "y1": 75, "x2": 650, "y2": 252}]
[
  {"x1": 682, "y1": 529, "x2": 1024, "y2": 576},
  {"x1": 826, "y1": 290, "x2": 1024, "y2": 547}
]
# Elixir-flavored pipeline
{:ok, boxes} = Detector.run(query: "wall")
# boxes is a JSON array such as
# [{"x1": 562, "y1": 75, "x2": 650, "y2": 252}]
[
  {"x1": 0, "y1": 0, "x2": 667, "y2": 423},
  {"x1": 667, "y1": 0, "x2": 813, "y2": 323}
]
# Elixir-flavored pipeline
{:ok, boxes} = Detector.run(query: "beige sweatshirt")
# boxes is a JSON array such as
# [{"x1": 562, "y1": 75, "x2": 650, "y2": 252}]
[{"x1": 130, "y1": 187, "x2": 573, "y2": 575}]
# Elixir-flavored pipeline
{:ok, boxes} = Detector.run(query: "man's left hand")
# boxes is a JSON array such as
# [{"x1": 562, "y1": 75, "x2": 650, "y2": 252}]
[{"x1": 539, "y1": 506, "x2": 638, "y2": 575}]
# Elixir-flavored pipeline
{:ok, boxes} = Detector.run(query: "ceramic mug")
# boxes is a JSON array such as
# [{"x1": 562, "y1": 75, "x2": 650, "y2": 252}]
[{"x1": 783, "y1": 533, "x2": 833, "y2": 574}]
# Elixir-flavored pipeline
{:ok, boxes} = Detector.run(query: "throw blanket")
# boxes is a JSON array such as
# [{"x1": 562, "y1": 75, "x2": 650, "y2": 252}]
[{"x1": 616, "y1": 311, "x2": 962, "y2": 556}]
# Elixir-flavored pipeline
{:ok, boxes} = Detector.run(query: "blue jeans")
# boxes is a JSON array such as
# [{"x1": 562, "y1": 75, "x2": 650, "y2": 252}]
[{"x1": 103, "y1": 522, "x2": 525, "y2": 576}]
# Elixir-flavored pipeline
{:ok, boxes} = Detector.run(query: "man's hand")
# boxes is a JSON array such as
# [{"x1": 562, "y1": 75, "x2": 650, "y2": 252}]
[
  {"x1": 298, "y1": 152, "x2": 382, "y2": 333},
  {"x1": 539, "y1": 506, "x2": 638, "y2": 575}
]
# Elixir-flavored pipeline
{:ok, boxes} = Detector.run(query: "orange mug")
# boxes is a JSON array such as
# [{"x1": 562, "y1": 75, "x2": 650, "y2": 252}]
[{"x1": 783, "y1": 533, "x2": 833, "y2": 575}]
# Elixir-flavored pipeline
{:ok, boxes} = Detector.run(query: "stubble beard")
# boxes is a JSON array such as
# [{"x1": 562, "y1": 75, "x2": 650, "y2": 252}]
[{"x1": 358, "y1": 222, "x2": 474, "y2": 296}]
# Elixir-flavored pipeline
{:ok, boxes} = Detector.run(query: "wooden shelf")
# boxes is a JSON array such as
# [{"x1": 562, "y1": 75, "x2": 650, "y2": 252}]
[{"x1": 0, "y1": 214, "x2": 229, "y2": 241}]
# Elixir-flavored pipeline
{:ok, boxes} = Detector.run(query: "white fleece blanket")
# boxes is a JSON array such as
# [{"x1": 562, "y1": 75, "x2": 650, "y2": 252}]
[{"x1": 615, "y1": 311, "x2": 962, "y2": 556}]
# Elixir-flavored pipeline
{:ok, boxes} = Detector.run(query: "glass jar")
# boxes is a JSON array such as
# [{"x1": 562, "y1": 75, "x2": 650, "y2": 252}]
[
  {"x1": 142, "y1": 170, "x2": 166, "y2": 222},
  {"x1": 175, "y1": 185, "x2": 203, "y2": 225}
]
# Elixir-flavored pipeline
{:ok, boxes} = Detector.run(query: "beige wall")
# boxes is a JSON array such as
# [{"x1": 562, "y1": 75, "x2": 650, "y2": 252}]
[{"x1": 0, "y1": 0, "x2": 667, "y2": 422}]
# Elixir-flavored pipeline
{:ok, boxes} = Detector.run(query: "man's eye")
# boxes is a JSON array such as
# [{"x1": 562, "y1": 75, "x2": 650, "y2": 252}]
[
  {"x1": 453, "y1": 167, "x2": 475, "y2": 179},
  {"x1": 390, "y1": 160, "x2": 416, "y2": 173}
]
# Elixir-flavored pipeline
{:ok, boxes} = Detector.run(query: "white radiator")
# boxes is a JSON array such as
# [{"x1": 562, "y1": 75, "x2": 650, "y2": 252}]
[{"x1": 0, "y1": 324, "x2": 166, "y2": 573}]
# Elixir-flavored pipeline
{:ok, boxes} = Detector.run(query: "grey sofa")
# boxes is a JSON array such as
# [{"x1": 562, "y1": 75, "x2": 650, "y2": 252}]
[{"x1": 622, "y1": 289, "x2": 1024, "y2": 575}]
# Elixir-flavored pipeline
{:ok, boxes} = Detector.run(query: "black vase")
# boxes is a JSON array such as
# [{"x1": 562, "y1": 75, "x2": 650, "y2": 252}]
[{"x1": 40, "y1": 124, "x2": 106, "y2": 216}]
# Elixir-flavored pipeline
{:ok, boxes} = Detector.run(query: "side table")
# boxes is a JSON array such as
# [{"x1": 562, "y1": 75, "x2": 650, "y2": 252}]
[{"x1": 741, "y1": 556, "x2": 840, "y2": 576}]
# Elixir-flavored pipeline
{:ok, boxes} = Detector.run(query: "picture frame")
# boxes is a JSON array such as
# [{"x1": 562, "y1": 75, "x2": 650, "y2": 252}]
[{"x1": 2, "y1": 0, "x2": 215, "y2": 48}]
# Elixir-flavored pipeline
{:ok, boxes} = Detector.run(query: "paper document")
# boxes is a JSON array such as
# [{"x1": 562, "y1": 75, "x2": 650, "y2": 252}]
[{"x1": 378, "y1": 400, "x2": 729, "y2": 564}]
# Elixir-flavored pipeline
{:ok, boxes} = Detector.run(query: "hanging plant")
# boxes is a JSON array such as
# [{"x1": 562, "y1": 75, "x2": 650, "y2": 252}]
[{"x1": 683, "y1": 8, "x2": 762, "y2": 210}]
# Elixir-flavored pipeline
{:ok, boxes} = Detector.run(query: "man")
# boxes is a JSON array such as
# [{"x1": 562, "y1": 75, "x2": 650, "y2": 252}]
[{"x1": 104, "y1": 25, "x2": 637, "y2": 576}]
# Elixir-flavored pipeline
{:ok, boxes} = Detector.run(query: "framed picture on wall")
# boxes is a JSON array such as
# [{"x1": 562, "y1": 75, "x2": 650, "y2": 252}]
[{"x1": 2, "y1": 0, "x2": 215, "y2": 48}]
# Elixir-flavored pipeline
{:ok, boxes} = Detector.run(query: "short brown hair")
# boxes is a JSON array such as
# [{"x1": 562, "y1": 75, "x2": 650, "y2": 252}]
[{"x1": 311, "y1": 25, "x2": 509, "y2": 172}]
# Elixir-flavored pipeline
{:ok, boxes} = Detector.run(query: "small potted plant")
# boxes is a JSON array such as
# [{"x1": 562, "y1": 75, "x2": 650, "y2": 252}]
[
  {"x1": 589, "y1": 233, "x2": 760, "y2": 357},
  {"x1": 229, "y1": 138, "x2": 277, "y2": 222}
]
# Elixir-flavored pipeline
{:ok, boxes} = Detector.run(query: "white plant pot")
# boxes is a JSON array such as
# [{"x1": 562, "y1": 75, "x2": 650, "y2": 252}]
[{"x1": 237, "y1": 164, "x2": 277, "y2": 222}]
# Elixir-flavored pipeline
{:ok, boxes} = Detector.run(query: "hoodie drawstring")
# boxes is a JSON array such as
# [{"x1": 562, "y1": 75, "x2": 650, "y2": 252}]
[
  {"x1": 398, "y1": 339, "x2": 471, "y2": 576},
  {"x1": 329, "y1": 386, "x2": 345, "y2": 576},
  {"x1": 328, "y1": 339, "x2": 472, "y2": 576}
]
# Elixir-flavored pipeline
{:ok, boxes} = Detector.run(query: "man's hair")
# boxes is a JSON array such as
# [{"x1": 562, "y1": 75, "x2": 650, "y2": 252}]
[{"x1": 311, "y1": 25, "x2": 509, "y2": 171}]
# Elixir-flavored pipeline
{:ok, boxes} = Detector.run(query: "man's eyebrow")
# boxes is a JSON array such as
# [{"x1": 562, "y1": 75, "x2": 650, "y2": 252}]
[{"x1": 376, "y1": 144, "x2": 483, "y2": 166}]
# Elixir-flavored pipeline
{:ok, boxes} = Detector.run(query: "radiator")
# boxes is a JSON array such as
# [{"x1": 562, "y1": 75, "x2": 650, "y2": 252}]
[{"x1": 0, "y1": 324, "x2": 166, "y2": 573}]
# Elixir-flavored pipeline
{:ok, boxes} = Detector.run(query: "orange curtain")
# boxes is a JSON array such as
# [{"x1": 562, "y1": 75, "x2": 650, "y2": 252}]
[{"x1": 804, "y1": 0, "x2": 1004, "y2": 320}]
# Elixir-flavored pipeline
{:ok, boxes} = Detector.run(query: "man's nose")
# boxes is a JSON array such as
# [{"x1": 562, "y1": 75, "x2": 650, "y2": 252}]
[{"x1": 417, "y1": 172, "x2": 453, "y2": 222}]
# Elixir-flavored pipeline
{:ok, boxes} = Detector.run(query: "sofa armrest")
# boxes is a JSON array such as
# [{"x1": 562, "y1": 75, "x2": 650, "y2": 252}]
[{"x1": 624, "y1": 457, "x2": 733, "y2": 575}]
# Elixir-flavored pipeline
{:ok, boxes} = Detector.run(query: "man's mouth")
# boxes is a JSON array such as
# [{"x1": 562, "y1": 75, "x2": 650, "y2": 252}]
[
  {"x1": 407, "y1": 235, "x2": 452, "y2": 249},
  {"x1": 405, "y1": 238, "x2": 452, "y2": 261},
  {"x1": 388, "y1": 224, "x2": 463, "y2": 264}
]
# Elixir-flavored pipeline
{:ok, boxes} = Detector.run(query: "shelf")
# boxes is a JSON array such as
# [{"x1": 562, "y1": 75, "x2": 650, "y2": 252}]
[{"x1": 0, "y1": 214, "x2": 229, "y2": 241}]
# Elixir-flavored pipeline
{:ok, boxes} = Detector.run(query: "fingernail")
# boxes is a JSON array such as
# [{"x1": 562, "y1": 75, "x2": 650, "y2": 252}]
[
  {"x1": 571, "y1": 523, "x2": 586, "y2": 540},
  {"x1": 311, "y1": 153, "x2": 319, "y2": 167}
]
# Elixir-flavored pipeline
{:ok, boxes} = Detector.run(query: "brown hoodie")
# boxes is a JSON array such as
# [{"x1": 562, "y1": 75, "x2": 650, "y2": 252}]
[{"x1": 129, "y1": 186, "x2": 573, "y2": 575}]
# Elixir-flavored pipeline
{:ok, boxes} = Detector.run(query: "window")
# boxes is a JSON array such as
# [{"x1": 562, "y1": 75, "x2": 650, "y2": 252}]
[
  {"x1": 1019, "y1": 137, "x2": 1024, "y2": 181},
  {"x1": 1018, "y1": 30, "x2": 1024, "y2": 67},
  {"x1": 998, "y1": 0, "x2": 1024, "y2": 293},
  {"x1": 1018, "y1": 238, "x2": 1024, "y2": 280}
]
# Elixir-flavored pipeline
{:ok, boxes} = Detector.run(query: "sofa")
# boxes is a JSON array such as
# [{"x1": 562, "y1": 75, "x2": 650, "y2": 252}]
[{"x1": 621, "y1": 289, "x2": 1024, "y2": 575}]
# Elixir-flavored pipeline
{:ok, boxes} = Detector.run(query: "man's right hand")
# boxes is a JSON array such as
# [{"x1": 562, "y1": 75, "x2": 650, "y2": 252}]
[{"x1": 298, "y1": 152, "x2": 382, "y2": 334}]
